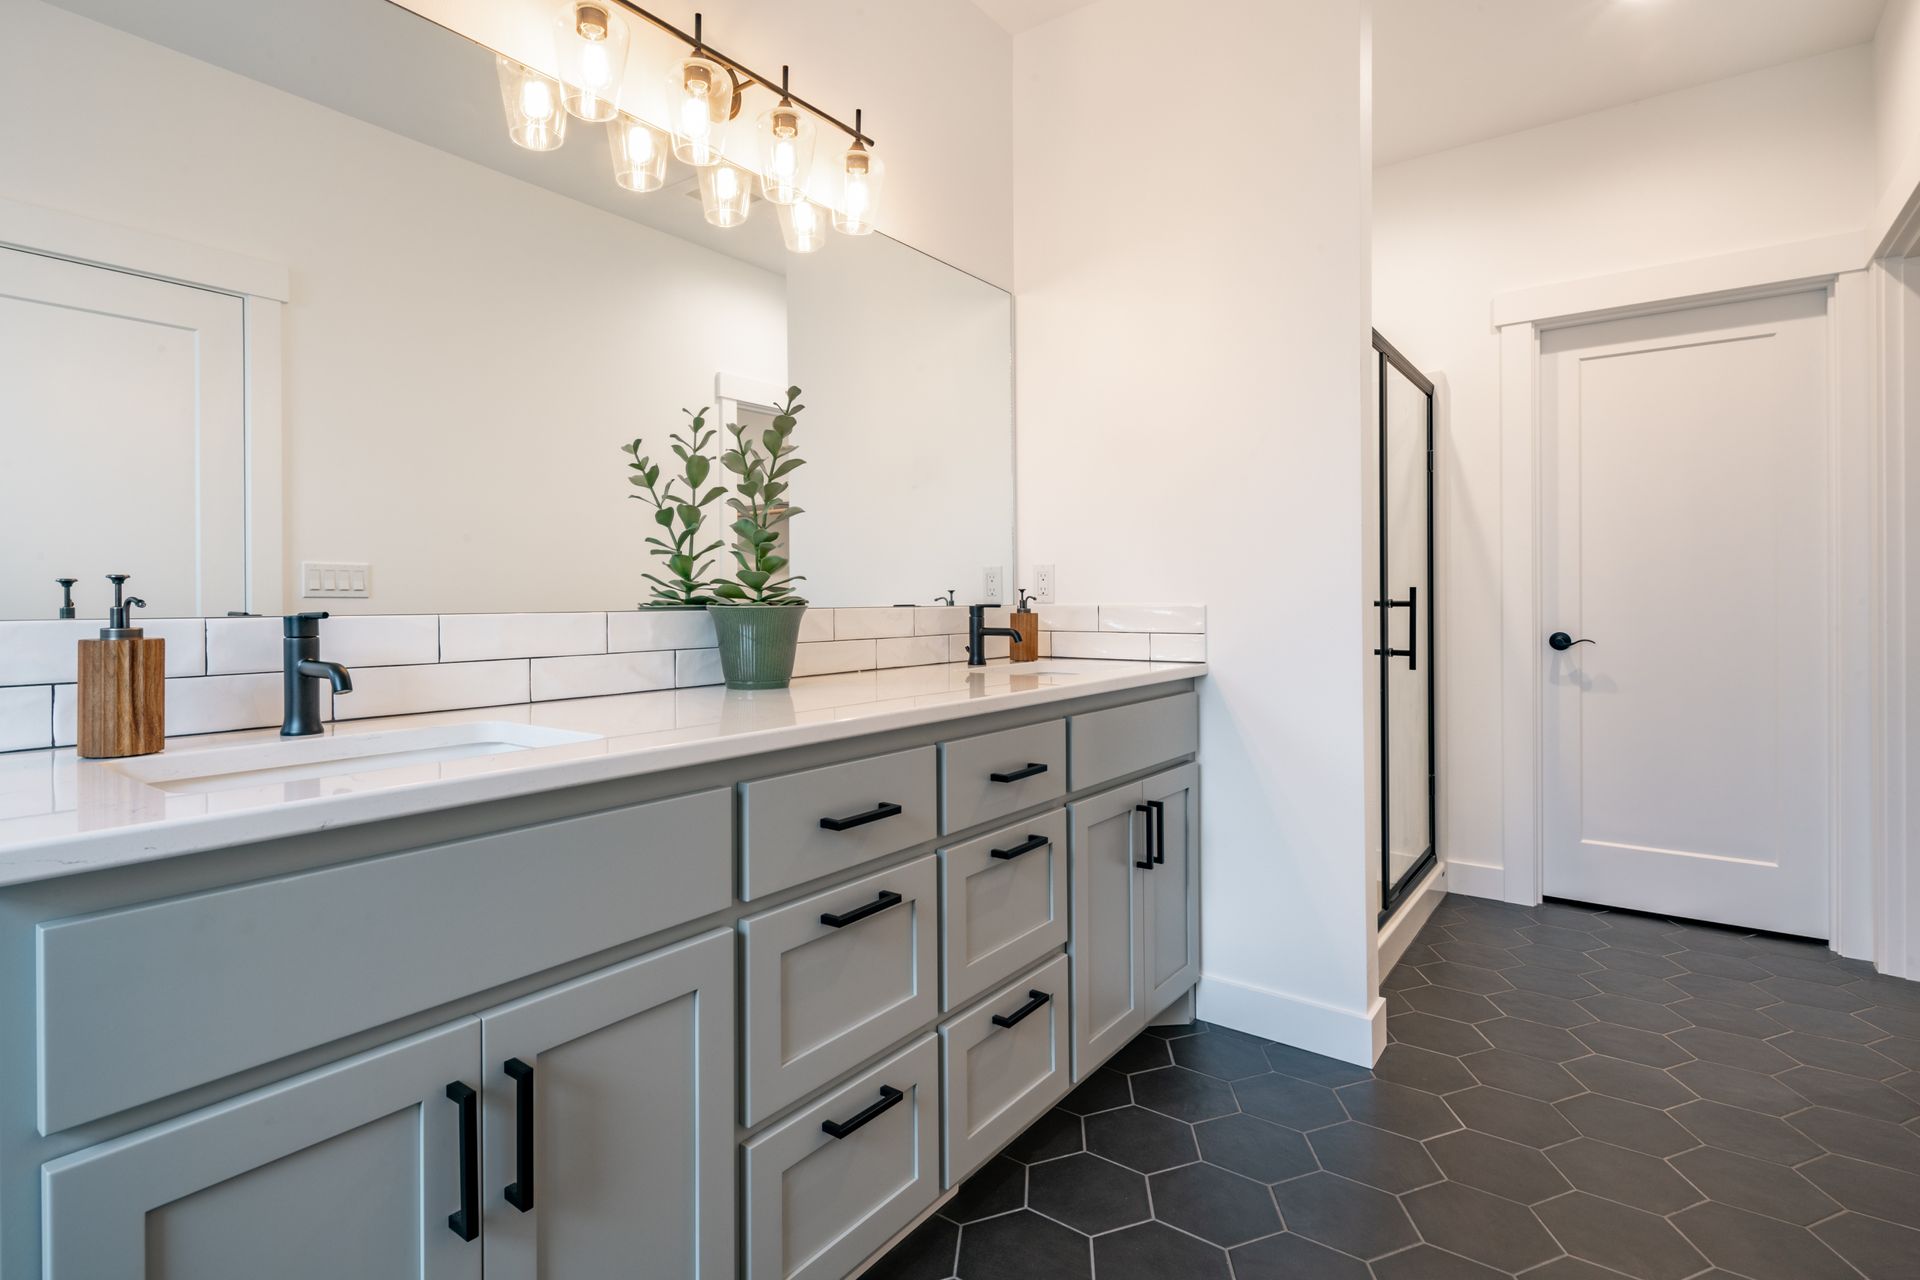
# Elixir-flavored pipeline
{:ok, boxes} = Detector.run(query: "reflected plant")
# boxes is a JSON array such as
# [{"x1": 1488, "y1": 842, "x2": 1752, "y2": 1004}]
[
  {"x1": 712, "y1": 386, "x2": 807, "y2": 606},
  {"x1": 622, "y1": 408, "x2": 726, "y2": 606}
]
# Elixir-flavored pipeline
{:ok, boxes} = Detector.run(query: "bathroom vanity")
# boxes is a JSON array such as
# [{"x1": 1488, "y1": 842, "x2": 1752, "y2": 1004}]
[{"x1": 0, "y1": 659, "x2": 1202, "y2": 1279}]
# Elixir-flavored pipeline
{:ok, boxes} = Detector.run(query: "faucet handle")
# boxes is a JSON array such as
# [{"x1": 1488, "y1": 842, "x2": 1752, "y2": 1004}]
[{"x1": 284, "y1": 611, "x2": 330, "y2": 638}]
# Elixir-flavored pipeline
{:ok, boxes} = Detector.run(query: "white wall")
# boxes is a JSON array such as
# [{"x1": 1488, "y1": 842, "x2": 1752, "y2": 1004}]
[
  {"x1": 1372, "y1": 48, "x2": 1876, "y2": 892},
  {"x1": 1014, "y1": 0, "x2": 1379, "y2": 1063},
  {"x1": 1875, "y1": 0, "x2": 1920, "y2": 245}
]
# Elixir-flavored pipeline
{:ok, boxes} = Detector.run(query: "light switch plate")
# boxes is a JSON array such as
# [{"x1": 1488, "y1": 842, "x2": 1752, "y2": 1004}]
[
  {"x1": 982, "y1": 566, "x2": 1004, "y2": 605},
  {"x1": 1033, "y1": 565, "x2": 1056, "y2": 604},
  {"x1": 301, "y1": 561, "x2": 371, "y2": 598}
]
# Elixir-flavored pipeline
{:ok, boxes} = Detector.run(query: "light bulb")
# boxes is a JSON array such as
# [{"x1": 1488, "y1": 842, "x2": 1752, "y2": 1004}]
[
  {"x1": 756, "y1": 103, "x2": 815, "y2": 205},
  {"x1": 553, "y1": 0, "x2": 628, "y2": 123},
  {"x1": 609, "y1": 113, "x2": 667, "y2": 192},
  {"x1": 496, "y1": 56, "x2": 567, "y2": 152},
  {"x1": 779, "y1": 199, "x2": 826, "y2": 253},
  {"x1": 832, "y1": 145, "x2": 884, "y2": 235},
  {"x1": 698, "y1": 163, "x2": 752, "y2": 227},
  {"x1": 669, "y1": 56, "x2": 730, "y2": 166}
]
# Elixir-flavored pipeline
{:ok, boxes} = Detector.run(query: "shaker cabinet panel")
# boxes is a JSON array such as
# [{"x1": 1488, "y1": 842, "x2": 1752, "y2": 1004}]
[
  {"x1": 938, "y1": 718, "x2": 1066, "y2": 834},
  {"x1": 939, "y1": 809, "x2": 1068, "y2": 1011},
  {"x1": 1143, "y1": 764, "x2": 1201, "y2": 1013},
  {"x1": 740, "y1": 747, "x2": 937, "y2": 899},
  {"x1": 478, "y1": 930, "x2": 734, "y2": 1280},
  {"x1": 939, "y1": 952, "x2": 1072, "y2": 1186},
  {"x1": 1066, "y1": 691, "x2": 1198, "y2": 791},
  {"x1": 1068, "y1": 784, "x2": 1149, "y2": 1079},
  {"x1": 41, "y1": 1019, "x2": 483, "y2": 1280}
]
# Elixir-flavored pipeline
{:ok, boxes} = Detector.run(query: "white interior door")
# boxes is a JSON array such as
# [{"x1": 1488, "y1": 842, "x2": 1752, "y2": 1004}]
[
  {"x1": 0, "y1": 246, "x2": 247, "y2": 618},
  {"x1": 1541, "y1": 289, "x2": 1830, "y2": 937}
]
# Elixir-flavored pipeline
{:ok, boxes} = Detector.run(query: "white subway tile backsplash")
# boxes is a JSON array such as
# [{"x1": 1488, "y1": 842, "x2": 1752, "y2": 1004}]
[
  {"x1": 53, "y1": 674, "x2": 288, "y2": 746},
  {"x1": 833, "y1": 607, "x2": 915, "y2": 640},
  {"x1": 205, "y1": 617, "x2": 282, "y2": 674},
  {"x1": 1149, "y1": 632, "x2": 1207, "y2": 662},
  {"x1": 1035, "y1": 605, "x2": 1099, "y2": 632},
  {"x1": 336, "y1": 661, "x2": 530, "y2": 720},
  {"x1": 797, "y1": 609, "x2": 835, "y2": 642},
  {"x1": 608, "y1": 609, "x2": 716, "y2": 653},
  {"x1": 439, "y1": 613, "x2": 602, "y2": 662},
  {"x1": 0, "y1": 618, "x2": 204, "y2": 685},
  {"x1": 913, "y1": 606, "x2": 968, "y2": 636},
  {"x1": 0, "y1": 687, "x2": 51, "y2": 752},
  {"x1": 1049, "y1": 632, "x2": 1152, "y2": 661},
  {"x1": 875, "y1": 636, "x2": 950, "y2": 668},
  {"x1": 1100, "y1": 605, "x2": 1205, "y2": 634},
  {"x1": 327, "y1": 615, "x2": 441, "y2": 668},
  {"x1": 949, "y1": 633, "x2": 1009, "y2": 663},
  {"x1": 675, "y1": 648, "x2": 723, "y2": 688},
  {"x1": 530, "y1": 651, "x2": 674, "y2": 702},
  {"x1": 792, "y1": 640, "x2": 876, "y2": 677}
]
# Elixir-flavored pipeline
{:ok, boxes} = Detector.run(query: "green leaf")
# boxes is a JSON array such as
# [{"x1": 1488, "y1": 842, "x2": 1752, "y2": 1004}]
[
  {"x1": 762, "y1": 428, "x2": 783, "y2": 453},
  {"x1": 675, "y1": 504, "x2": 701, "y2": 527},
  {"x1": 721, "y1": 451, "x2": 748, "y2": 475},
  {"x1": 731, "y1": 517, "x2": 761, "y2": 542},
  {"x1": 686, "y1": 454, "x2": 710, "y2": 488},
  {"x1": 699, "y1": 486, "x2": 727, "y2": 507},
  {"x1": 667, "y1": 554, "x2": 694, "y2": 578},
  {"x1": 737, "y1": 569, "x2": 770, "y2": 590},
  {"x1": 711, "y1": 582, "x2": 747, "y2": 600},
  {"x1": 761, "y1": 554, "x2": 787, "y2": 573},
  {"x1": 653, "y1": 507, "x2": 675, "y2": 527},
  {"x1": 770, "y1": 458, "x2": 806, "y2": 478}
]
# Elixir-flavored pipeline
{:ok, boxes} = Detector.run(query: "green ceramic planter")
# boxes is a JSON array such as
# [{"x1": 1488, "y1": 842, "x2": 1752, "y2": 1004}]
[{"x1": 709, "y1": 604, "x2": 807, "y2": 690}]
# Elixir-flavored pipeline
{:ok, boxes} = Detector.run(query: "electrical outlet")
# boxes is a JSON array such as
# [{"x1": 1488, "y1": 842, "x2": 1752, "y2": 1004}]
[
  {"x1": 1033, "y1": 564, "x2": 1056, "y2": 604},
  {"x1": 301, "y1": 561, "x2": 371, "y2": 598},
  {"x1": 982, "y1": 566, "x2": 1004, "y2": 604}
]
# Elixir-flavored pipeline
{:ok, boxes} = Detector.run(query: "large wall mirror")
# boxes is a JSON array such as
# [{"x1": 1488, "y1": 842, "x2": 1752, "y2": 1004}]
[{"x1": 0, "y1": 0, "x2": 1014, "y2": 619}]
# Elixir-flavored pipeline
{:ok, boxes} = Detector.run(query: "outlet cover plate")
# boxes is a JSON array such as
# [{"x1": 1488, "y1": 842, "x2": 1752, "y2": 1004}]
[
  {"x1": 301, "y1": 561, "x2": 370, "y2": 598},
  {"x1": 982, "y1": 566, "x2": 1004, "y2": 604},
  {"x1": 1034, "y1": 565, "x2": 1056, "y2": 604}
]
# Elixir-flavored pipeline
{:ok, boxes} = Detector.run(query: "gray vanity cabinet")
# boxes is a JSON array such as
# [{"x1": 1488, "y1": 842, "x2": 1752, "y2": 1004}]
[
  {"x1": 40, "y1": 1019, "x2": 483, "y2": 1280},
  {"x1": 478, "y1": 929, "x2": 734, "y2": 1280}
]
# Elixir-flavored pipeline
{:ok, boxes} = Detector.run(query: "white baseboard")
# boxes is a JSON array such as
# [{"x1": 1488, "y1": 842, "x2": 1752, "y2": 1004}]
[
  {"x1": 1197, "y1": 973, "x2": 1385, "y2": 1067},
  {"x1": 1445, "y1": 859, "x2": 1504, "y2": 901},
  {"x1": 1378, "y1": 861, "x2": 1447, "y2": 972}
]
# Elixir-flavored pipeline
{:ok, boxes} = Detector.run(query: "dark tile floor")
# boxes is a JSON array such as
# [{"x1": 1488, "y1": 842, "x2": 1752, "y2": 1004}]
[{"x1": 864, "y1": 893, "x2": 1920, "y2": 1280}]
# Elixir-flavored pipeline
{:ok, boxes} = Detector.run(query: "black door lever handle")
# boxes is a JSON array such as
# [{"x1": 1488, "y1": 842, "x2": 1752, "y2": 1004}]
[{"x1": 1548, "y1": 632, "x2": 1595, "y2": 651}]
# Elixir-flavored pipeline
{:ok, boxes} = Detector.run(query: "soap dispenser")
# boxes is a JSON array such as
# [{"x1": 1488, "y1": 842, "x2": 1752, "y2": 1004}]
[
  {"x1": 1009, "y1": 589, "x2": 1040, "y2": 663},
  {"x1": 76, "y1": 574, "x2": 166, "y2": 759}
]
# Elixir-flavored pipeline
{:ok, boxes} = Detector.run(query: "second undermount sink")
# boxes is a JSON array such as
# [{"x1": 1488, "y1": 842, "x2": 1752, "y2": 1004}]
[{"x1": 107, "y1": 722, "x2": 601, "y2": 795}]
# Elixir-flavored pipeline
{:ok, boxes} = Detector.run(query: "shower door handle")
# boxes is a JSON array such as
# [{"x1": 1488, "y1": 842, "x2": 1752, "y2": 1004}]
[{"x1": 1374, "y1": 586, "x2": 1417, "y2": 671}]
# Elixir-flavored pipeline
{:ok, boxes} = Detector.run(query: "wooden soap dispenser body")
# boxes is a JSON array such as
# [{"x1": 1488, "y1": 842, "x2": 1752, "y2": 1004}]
[
  {"x1": 76, "y1": 574, "x2": 165, "y2": 759},
  {"x1": 1009, "y1": 589, "x2": 1040, "y2": 663}
]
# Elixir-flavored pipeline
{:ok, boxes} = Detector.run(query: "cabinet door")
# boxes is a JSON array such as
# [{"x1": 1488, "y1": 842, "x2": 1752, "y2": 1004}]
[
  {"x1": 1143, "y1": 763, "x2": 1201, "y2": 1012},
  {"x1": 1068, "y1": 782, "x2": 1147, "y2": 1079},
  {"x1": 41, "y1": 1020, "x2": 482, "y2": 1280},
  {"x1": 479, "y1": 930, "x2": 734, "y2": 1280}
]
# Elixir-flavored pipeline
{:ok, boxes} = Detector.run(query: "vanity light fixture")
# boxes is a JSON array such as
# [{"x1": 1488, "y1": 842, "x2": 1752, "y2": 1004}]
[
  {"x1": 496, "y1": 56, "x2": 568, "y2": 151},
  {"x1": 668, "y1": 49, "x2": 732, "y2": 166},
  {"x1": 553, "y1": 0, "x2": 631, "y2": 122},
  {"x1": 777, "y1": 198, "x2": 827, "y2": 253},
  {"x1": 608, "y1": 112, "x2": 668, "y2": 191},
  {"x1": 756, "y1": 67, "x2": 817, "y2": 205},
  {"x1": 698, "y1": 161, "x2": 754, "y2": 228},
  {"x1": 831, "y1": 110, "x2": 884, "y2": 236}
]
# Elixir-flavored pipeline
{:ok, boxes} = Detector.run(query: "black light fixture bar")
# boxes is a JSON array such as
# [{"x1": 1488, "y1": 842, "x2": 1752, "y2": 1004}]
[{"x1": 604, "y1": 3, "x2": 874, "y2": 148}]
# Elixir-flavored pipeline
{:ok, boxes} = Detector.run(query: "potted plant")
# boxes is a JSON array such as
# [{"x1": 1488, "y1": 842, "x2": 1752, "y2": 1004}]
[
  {"x1": 709, "y1": 387, "x2": 809, "y2": 688},
  {"x1": 622, "y1": 408, "x2": 726, "y2": 608}
]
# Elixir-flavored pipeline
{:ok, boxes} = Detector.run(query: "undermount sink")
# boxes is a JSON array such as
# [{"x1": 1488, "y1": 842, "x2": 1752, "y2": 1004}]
[{"x1": 106, "y1": 722, "x2": 600, "y2": 795}]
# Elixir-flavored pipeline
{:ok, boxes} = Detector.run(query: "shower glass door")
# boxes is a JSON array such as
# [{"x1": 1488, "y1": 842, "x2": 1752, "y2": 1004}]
[{"x1": 1375, "y1": 331, "x2": 1436, "y2": 921}]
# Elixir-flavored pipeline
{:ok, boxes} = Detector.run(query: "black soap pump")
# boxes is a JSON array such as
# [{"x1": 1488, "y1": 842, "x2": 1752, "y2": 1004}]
[{"x1": 55, "y1": 578, "x2": 77, "y2": 620}]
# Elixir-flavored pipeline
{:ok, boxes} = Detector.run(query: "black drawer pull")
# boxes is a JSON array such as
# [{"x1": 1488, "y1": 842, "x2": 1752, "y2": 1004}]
[
  {"x1": 1147, "y1": 799, "x2": 1167, "y2": 865},
  {"x1": 504, "y1": 1057, "x2": 535, "y2": 1212},
  {"x1": 989, "y1": 762, "x2": 1049, "y2": 784},
  {"x1": 820, "y1": 890, "x2": 904, "y2": 928},
  {"x1": 819, "y1": 801, "x2": 903, "y2": 832},
  {"x1": 992, "y1": 989, "x2": 1052, "y2": 1029},
  {"x1": 1135, "y1": 804, "x2": 1155, "y2": 869},
  {"x1": 990, "y1": 834, "x2": 1049, "y2": 861},
  {"x1": 821, "y1": 1085, "x2": 905, "y2": 1139},
  {"x1": 445, "y1": 1081, "x2": 479, "y2": 1242}
]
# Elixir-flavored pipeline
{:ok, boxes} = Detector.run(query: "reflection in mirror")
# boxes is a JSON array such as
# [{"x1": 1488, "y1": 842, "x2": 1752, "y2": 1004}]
[{"x1": 0, "y1": 0, "x2": 1013, "y2": 619}]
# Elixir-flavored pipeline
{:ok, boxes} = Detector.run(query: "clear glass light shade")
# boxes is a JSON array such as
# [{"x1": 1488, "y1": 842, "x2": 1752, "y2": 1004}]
[
  {"x1": 698, "y1": 163, "x2": 752, "y2": 228},
  {"x1": 553, "y1": 0, "x2": 630, "y2": 122},
  {"x1": 608, "y1": 114, "x2": 667, "y2": 192},
  {"x1": 756, "y1": 104, "x2": 816, "y2": 205},
  {"x1": 832, "y1": 145, "x2": 885, "y2": 235},
  {"x1": 778, "y1": 199, "x2": 827, "y2": 253},
  {"x1": 496, "y1": 56, "x2": 567, "y2": 151},
  {"x1": 668, "y1": 55, "x2": 732, "y2": 166}
]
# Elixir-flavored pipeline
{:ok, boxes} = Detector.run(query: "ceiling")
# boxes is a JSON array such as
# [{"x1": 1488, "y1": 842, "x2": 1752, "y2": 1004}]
[
  {"x1": 968, "y1": 0, "x2": 1099, "y2": 35},
  {"x1": 1373, "y1": 0, "x2": 1887, "y2": 167}
]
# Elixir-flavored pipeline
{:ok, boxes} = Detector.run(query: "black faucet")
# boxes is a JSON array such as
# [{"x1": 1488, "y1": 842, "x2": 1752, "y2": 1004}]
[
  {"x1": 282, "y1": 612, "x2": 352, "y2": 737},
  {"x1": 965, "y1": 603, "x2": 1024, "y2": 668}
]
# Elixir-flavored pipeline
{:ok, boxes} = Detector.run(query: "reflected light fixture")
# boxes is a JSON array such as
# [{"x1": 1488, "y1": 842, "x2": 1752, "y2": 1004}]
[
  {"x1": 496, "y1": 56, "x2": 567, "y2": 151},
  {"x1": 553, "y1": 0, "x2": 631, "y2": 122},
  {"x1": 669, "y1": 15, "x2": 733, "y2": 166},
  {"x1": 778, "y1": 199, "x2": 827, "y2": 253},
  {"x1": 608, "y1": 113, "x2": 667, "y2": 191},
  {"x1": 698, "y1": 162, "x2": 753, "y2": 228},
  {"x1": 757, "y1": 66, "x2": 816, "y2": 205},
  {"x1": 831, "y1": 109, "x2": 884, "y2": 236}
]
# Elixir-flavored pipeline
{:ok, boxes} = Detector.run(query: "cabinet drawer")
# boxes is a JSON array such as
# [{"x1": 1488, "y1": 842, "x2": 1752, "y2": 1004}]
[
  {"x1": 740, "y1": 746, "x2": 937, "y2": 899},
  {"x1": 740, "y1": 855, "x2": 938, "y2": 1125},
  {"x1": 938, "y1": 718, "x2": 1066, "y2": 834},
  {"x1": 939, "y1": 952, "x2": 1071, "y2": 1187},
  {"x1": 1067, "y1": 691, "x2": 1198, "y2": 790},
  {"x1": 939, "y1": 810, "x2": 1068, "y2": 1011},
  {"x1": 35, "y1": 789, "x2": 731, "y2": 1136},
  {"x1": 742, "y1": 1034, "x2": 939, "y2": 1280}
]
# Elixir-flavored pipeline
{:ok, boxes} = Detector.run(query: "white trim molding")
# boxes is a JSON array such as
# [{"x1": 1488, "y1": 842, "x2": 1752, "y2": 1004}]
[
  {"x1": 1496, "y1": 244, "x2": 1888, "y2": 967},
  {"x1": 0, "y1": 197, "x2": 290, "y2": 302},
  {"x1": 1875, "y1": 255, "x2": 1918, "y2": 980},
  {"x1": 1197, "y1": 974, "x2": 1385, "y2": 1068}
]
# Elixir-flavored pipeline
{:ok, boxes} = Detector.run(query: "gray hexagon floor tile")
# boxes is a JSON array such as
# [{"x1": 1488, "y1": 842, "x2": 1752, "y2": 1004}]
[{"x1": 870, "y1": 895, "x2": 1920, "y2": 1278}]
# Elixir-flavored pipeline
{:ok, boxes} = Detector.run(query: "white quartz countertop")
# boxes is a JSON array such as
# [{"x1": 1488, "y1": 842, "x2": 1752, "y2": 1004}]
[{"x1": 0, "y1": 659, "x2": 1203, "y2": 888}]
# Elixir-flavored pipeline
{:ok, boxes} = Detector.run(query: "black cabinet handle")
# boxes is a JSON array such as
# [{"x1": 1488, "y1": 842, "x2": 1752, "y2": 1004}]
[
  {"x1": 504, "y1": 1058, "x2": 535, "y2": 1213},
  {"x1": 821, "y1": 1085, "x2": 904, "y2": 1139},
  {"x1": 1134, "y1": 804, "x2": 1155, "y2": 869},
  {"x1": 990, "y1": 834, "x2": 1049, "y2": 860},
  {"x1": 992, "y1": 989, "x2": 1052, "y2": 1029},
  {"x1": 1147, "y1": 799, "x2": 1166, "y2": 865},
  {"x1": 446, "y1": 1081, "x2": 479, "y2": 1242},
  {"x1": 819, "y1": 802, "x2": 903, "y2": 832},
  {"x1": 820, "y1": 890, "x2": 903, "y2": 928},
  {"x1": 989, "y1": 762, "x2": 1048, "y2": 784}
]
